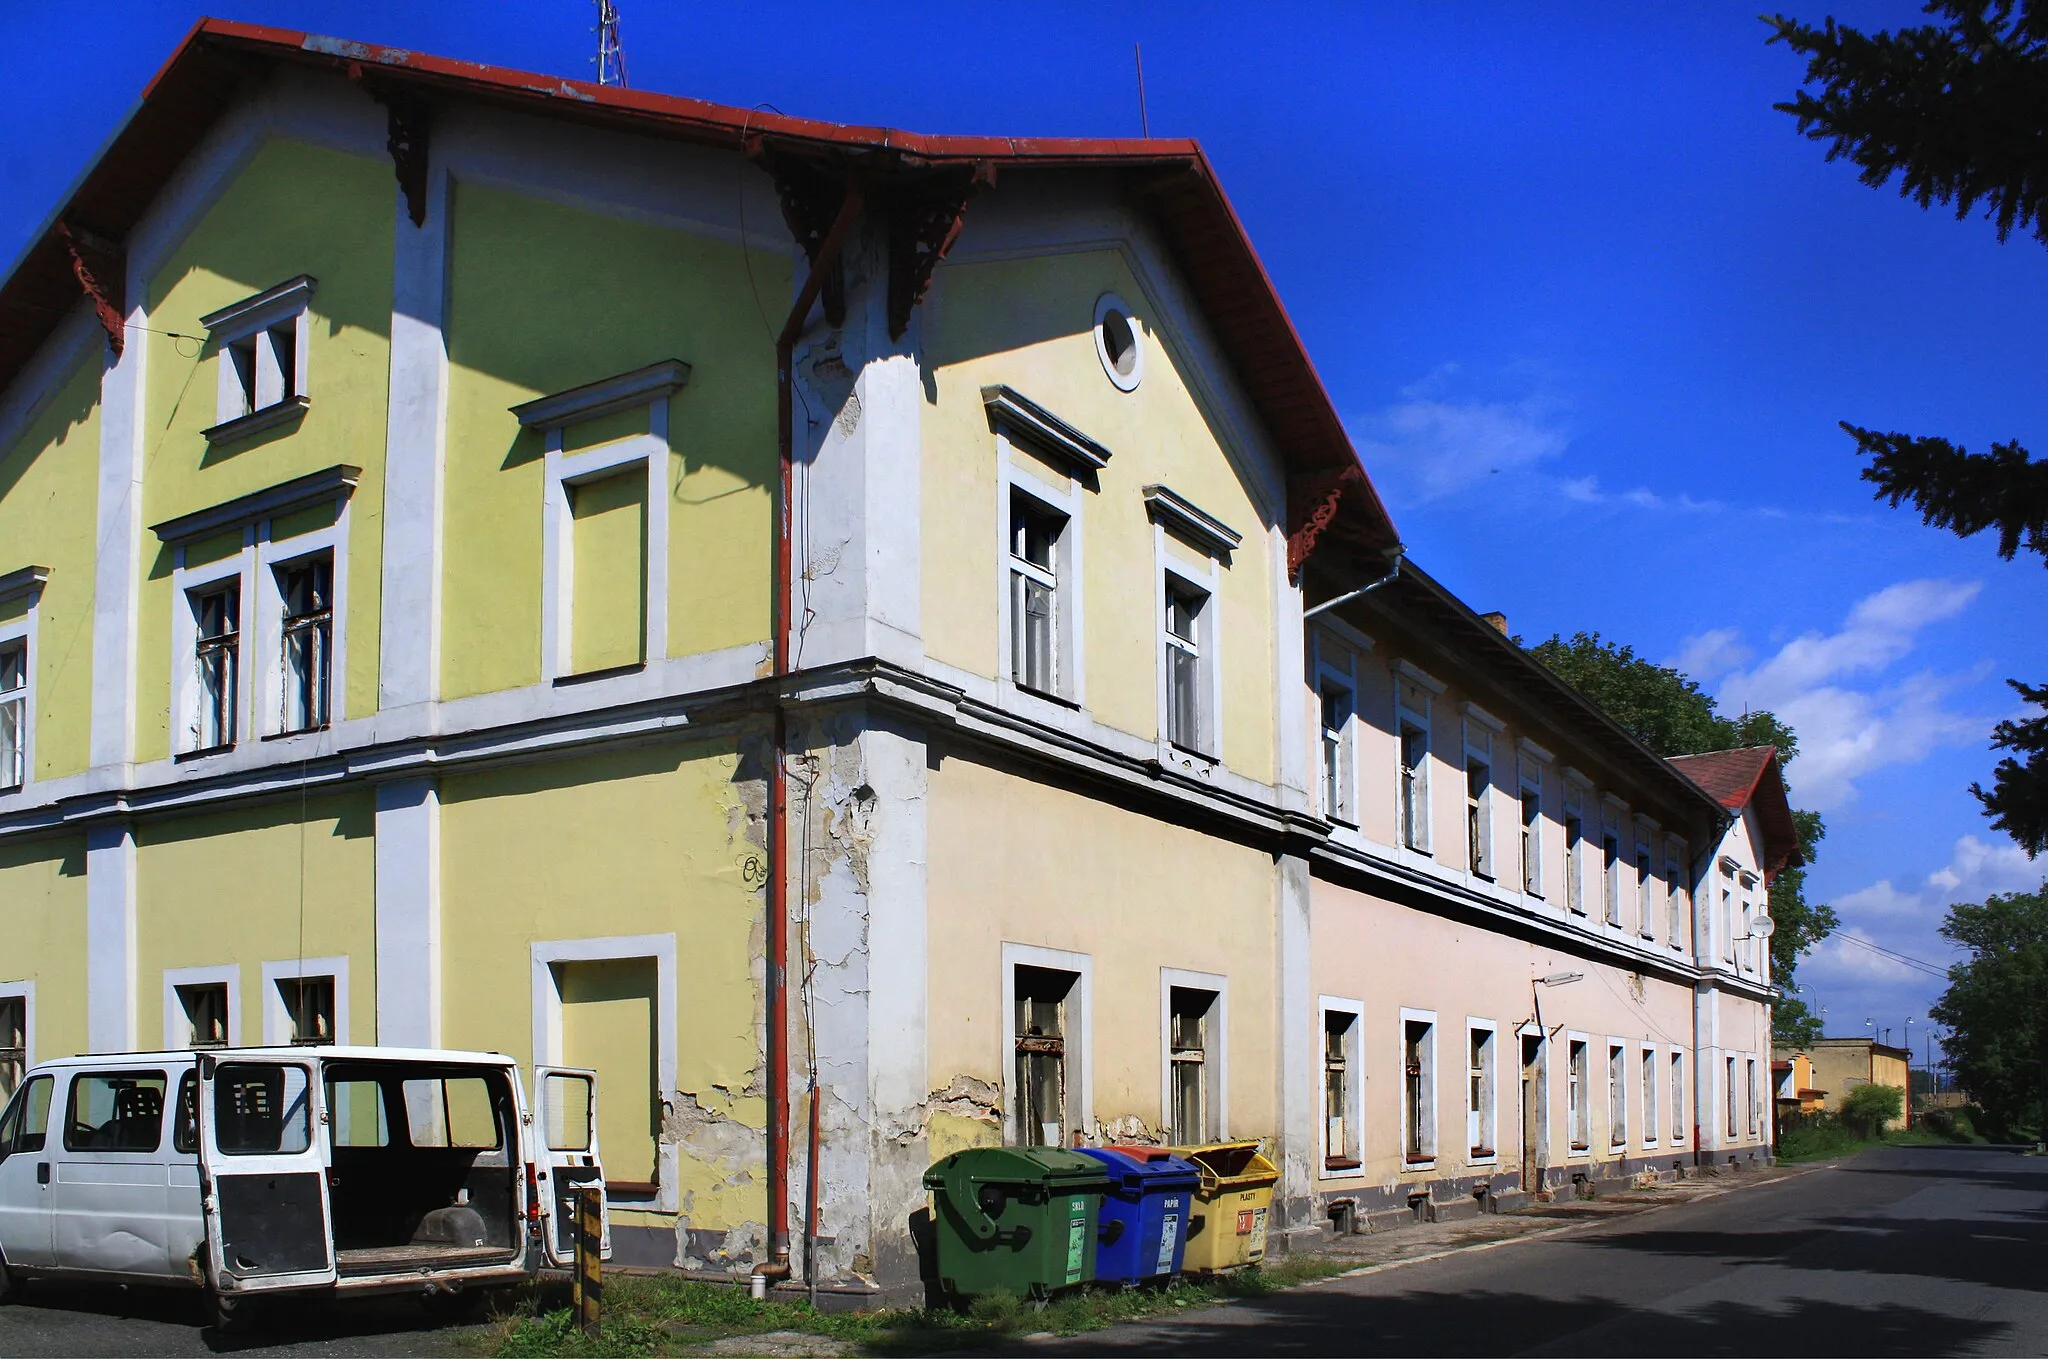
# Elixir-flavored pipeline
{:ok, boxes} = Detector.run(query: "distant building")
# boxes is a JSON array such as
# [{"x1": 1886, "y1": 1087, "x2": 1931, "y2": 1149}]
[
  {"x1": 1786, "y1": 1040, "x2": 1912, "y2": 1131},
  {"x1": 1772, "y1": 1052, "x2": 1826, "y2": 1118}
]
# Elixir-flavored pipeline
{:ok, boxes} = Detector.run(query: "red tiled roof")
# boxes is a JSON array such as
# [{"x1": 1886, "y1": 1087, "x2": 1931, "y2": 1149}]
[
  {"x1": 0, "y1": 18, "x2": 1396, "y2": 561},
  {"x1": 1668, "y1": 746, "x2": 1805, "y2": 877}
]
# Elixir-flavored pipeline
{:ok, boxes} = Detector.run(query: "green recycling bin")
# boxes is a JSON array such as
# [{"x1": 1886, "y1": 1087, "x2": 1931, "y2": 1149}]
[{"x1": 922, "y1": 1146, "x2": 1114, "y2": 1300}]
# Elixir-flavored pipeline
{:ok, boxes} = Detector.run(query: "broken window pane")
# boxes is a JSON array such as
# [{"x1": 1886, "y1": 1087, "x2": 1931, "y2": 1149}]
[
  {"x1": 1168, "y1": 987, "x2": 1214, "y2": 1142},
  {"x1": 192, "y1": 582, "x2": 240, "y2": 750},
  {"x1": 0, "y1": 640, "x2": 24, "y2": 790},
  {"x1": 1014, "y1": 965, "x2": 1075, "y2": 1147},
  {"x1": 278, "y1": 554, "x2": 332, "y2": 734}
]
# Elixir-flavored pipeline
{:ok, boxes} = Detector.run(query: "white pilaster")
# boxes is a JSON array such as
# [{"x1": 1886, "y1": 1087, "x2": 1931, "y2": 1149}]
[
  {"x1": 1275, "y1": 851, "x2": 1316, "y2": 1238},
  {"x1": 374, "y1": 777, "x2": 442, "y2": 1048},
  {"x1": 378, "y1": 165, "x2": 450, "y2": 712},
  {"x1": 86, "y1": 822, "x2": 137, "y2": 1053},
  {"x1": 89, "y1": 310, "x2": 147, "y2": 772}
]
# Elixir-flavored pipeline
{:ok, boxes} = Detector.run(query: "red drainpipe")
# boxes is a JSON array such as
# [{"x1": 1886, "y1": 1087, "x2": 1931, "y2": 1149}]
[{"x1": 763, "y1": 177, "x2": 865, "y2": 1283}]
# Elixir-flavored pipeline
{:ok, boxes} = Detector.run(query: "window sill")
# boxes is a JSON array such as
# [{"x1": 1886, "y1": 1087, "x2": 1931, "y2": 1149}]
[
  {"x1": 1468, "y1": 1149, "x2": 1496, "y2": 1163},
  {"x1": 1167, "y1": 740, "x2": 1219, "y2": 766},
  {"x1": 1323, "y1": 1157, "x2": 1362, "y2": 1172},
  {"x1": 608, "y1": 1180, "x2": 660, "y2": 1199},
  {"x1": 175, "y1": 744, "x2": 235, "y2": 763},
  {"x1": 1014, "y1": 681, "x2": 1080, "y2": 711},
  {"x1": 553, "y1": 661, "x2": 647, "y2": 687},
  {"x1": 0, "y1": 782, "x2": 19, "y2": 795},
  {"x1": 262, "y1": 725, "x2": 330, "y2": 742},
  {"x1": 1403, "y1": 1155, "x2": 1436, "y2": 1169},
  {"x1": 202, "y1": 394, "x2": 310, "y2": 444},
  {"x1": 1566, "y1": 1144, "x2": 1590, "y2": 1158}
]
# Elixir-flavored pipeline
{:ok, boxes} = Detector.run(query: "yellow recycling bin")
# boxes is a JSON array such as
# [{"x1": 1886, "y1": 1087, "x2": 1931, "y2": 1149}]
[{"x1": 1173, "y1": 1140, "x2": 1279, "y2": 1272}]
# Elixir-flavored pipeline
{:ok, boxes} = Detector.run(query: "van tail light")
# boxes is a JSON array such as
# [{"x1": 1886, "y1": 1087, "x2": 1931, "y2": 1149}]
[{"x1": 525, "y1": 1163, "x2": 542, "y2": 1229}]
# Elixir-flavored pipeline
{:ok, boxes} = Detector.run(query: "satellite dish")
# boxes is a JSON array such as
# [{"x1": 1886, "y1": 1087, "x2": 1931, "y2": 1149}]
[{"x1": 1751, "y1": 914, "x2": 1776, "y2": 939}]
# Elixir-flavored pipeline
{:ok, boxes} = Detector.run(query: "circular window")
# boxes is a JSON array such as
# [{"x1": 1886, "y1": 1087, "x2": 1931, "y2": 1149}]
[{"x1": 1094, "y1": 294, "x2": 1145, "y2": 391}]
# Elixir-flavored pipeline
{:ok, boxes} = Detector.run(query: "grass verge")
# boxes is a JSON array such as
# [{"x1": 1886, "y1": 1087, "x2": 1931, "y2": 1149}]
[
  {"x1": 1776, "y1": 1120, "x2": 1989, "y2": 1163},
  {"x1": 475, "y1": 1255, "x2": 1353, "y2": 1357}
]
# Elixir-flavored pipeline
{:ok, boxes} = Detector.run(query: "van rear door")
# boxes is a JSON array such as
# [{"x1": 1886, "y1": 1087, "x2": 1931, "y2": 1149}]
[
  {"x1": 196, "y1": 1056, "x2": 336, "y2": 1292},
  {"x1": 531, "y1": 1067, "x2": 609, "y2": 1266}
]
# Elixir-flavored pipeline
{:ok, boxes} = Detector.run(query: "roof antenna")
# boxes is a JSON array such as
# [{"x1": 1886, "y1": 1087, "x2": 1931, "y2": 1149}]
[
  {"x1": 1134, "y1": 43, "x2": 1150, "y2": 137},
  {"x1": 594, "y1": 0, "x2": 628, "y2": 88}
]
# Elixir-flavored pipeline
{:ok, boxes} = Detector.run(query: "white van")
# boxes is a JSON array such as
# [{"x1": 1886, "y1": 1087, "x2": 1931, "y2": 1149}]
[{"x1": 0, "y1": 1046, "x2": 608, "y2": 1325}]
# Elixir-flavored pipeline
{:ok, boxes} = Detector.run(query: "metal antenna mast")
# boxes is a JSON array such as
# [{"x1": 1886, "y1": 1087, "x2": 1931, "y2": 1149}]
[{"x1": 594, "y1": 0, "x2": 628, "y2": 88}]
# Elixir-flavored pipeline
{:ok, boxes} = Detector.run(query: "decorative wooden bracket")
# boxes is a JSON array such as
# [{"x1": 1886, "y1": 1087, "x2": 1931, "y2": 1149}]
[
  {"x1": 885, "y1": 161, "x2": 994, "y2": 340},
  {"x1": 1286, "y1": 463, "x2": 1365, "y2": 580},
  {"x1": 347, "y1": 63, "x2": 432, "y2": 227},
  {"x1": 57, "y1": 221, "x2": 124, "y2": 358},
  {"x1": 750, "y1": 141, "x2": 852, "y2": 329}
]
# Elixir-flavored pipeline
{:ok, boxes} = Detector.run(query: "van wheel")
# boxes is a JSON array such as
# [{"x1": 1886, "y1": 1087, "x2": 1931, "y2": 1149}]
[
  {"x1": 422, "y1": 1289, "x2": 487, "y2": 1325},
  {"x1": 0, "y1": 1250, "x2": 17, "y2": 1305},
  {"x1": 209, "y1": 1292, "x2": 258, "y2": 1333}
]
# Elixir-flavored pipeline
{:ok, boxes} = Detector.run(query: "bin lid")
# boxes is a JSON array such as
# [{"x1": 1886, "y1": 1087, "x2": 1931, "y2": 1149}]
[
  {"x1": 1170, "y1": 1139, "x2": 1280, "y2": 1191},
  {"x1": 921, "y1": 1145, "x2": 1116, "y2": 1191},
  {"x1": 1079, "y1": 1146, "x2": 1200, "y2": 1196}
]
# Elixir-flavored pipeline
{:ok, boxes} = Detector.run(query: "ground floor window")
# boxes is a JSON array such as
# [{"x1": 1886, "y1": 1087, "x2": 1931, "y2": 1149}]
[
  {"x1": 1568, "y1": 1039, "x2": 1589, "y2": 1151},
  {"x1": 179, "y1": 983, "x2": 229, "y2": 1048},
  {"x1": 1671, "y1": 1052, "x2": 1686, "y2": 1143},
  {"x1": 1016, "y1": 964, "x2": 1078, "y2": 1147},
  {"x1": 1403, "y1": 1014, "x2": 1436, "y2": 1163},
  {"x1": 1608, "y1": 1044, "x2": 1627, "y2": 1149},
  {"x1": 277, "y1": 975, "x2": 336, "y2": 1045},
  {"x1": 1747, "y1": 1059, "x2": 1760, "y2": 1138},
  {"x1": 1323, "y1": 1006, "x2": 1361, "y2": 1168},
  {"x1": 1726, "y1": 1057, "x2": 1739, "y2": 1139},
  {"x1": 1167, "y1": 985, "x2": 1217, "y2": 1142},
  {"x1": 1467, "y1": 1023, "x2": 1496, "y2": 1159},
  {"x1": 1642, "y1": 1045, "x2": 1658, "y2": 1146}
]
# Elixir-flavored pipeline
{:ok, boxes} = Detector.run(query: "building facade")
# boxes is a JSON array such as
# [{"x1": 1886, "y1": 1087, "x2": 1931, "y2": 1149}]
[{"x1": 0, "y1": 22, "x2": 1789, "y2": 1301}]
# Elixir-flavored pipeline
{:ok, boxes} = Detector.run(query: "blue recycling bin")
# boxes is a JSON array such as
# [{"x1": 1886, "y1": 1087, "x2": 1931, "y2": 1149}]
[{"x1": 1079, "y1": 1146, "x2": 1200, "y2": 1285}]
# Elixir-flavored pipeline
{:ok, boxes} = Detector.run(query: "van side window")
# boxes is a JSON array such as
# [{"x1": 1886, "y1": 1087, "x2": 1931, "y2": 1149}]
[
  {"x1": 173, "y1": 1070, "x2": 199, "y2": 1154},
  {"x1": 214, "y1": 1063, "x2": 312, "y2": 1155},
  {"x1": 0, "y1": 1073, "x2": 52, "y2": 1157},
  {"x1": 64, "y1": 1072, "x2": 168, "y2": 1152}
]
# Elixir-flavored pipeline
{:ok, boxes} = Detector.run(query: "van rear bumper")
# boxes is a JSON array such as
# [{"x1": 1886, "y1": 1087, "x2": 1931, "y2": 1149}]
[{"x1": 331, "y1": 1261, "x2": 533, "y2": 1297}]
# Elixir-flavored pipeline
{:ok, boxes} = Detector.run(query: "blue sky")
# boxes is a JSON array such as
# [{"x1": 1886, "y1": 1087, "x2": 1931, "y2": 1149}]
[{"x1": 6, "y1": 2, "x2": 2042, "y2": 1059}]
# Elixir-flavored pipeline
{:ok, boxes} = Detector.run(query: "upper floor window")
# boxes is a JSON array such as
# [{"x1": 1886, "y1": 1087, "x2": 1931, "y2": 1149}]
[
  {"x1": 1093, "y1": 294, "x2": 1146, "y2": 392},
  {"x1": 1601, "y1": 808, "x2": 1623, "y2": 926},
  {"x1": 1146, "y1": 486, "x2": 1238, "y2": 763},
  {"x1": 1635, "y1": 841, "x2": 1656, "y2": 940},
  {"x1": 1319, "y1": 678, "x2": 1355, "y2": 823},
  {"x1": 1517, "y1": 742, "x2": 1550, "y2": 898},
  {"x1": 1462, "y1": 706, "x2": 1501, "y2": 880},
  {"x1": 0, "y1": 639, "x2": 24, "y2": 791},
  {"x1": 1665, "y1": 841, "x2": 1689, "y2": 951},
  {"x1": 1163, "y1": 578, "x2": 1206, "y2": 750},
  {"x1": 1010, "y1": 492, "x2": 1066, "y2": 698},
  {"x1": 201, "y1": 276, "x2": 315, "y2": 443},
  {"x1": 277, "y1": 554, "x2": 332, "y2": 734},
  {"x1": 1395, "y1": 664, "x2": 1440, "y2": 854},
  {"x1": 191, "y1": 581, "x2": 240, "y2": 752}
]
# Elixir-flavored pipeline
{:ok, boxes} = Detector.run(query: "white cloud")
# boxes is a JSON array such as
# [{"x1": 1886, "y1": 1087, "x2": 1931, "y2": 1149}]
[
  {"x1": 1708, "y1": 578, "x2": 1986, "y2": 810},
  {"x1": 1352, "y1": 393, "x2": 1570, "y2": 503},
  {"x1": 1671, "y1": 627, "x2": 1752, "y2": 682},
  {"x1": 1826, "y1": 835, "x2": 2042, "y2": 930}
]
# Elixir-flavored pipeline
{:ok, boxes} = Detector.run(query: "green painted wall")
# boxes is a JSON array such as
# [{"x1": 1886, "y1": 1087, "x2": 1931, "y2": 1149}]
[
  {"x1": 137, "y1": 137, "x2": 394, "y2": 762},
  {"x1": 570, "y1": 468, "x2": 648, "y2": 673},
  {"x1": 441, "y1": 181, "x2": 782, "y2": 700},
  {"x1": 0, "y1": 352, "x2": 100, "y2": 782},
  {"x1": 0, "y1": 837, "x2": 89, "y2": 1062}
]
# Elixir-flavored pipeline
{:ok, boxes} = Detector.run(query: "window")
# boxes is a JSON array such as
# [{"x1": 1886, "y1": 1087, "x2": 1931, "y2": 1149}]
[
  {"x1": 1671, "y1": 1052, "x2": 1686, "y2": 1143},
  {"x1": 1322, "y1": 1006, "x2": 1361, "y2": 1168},
  {"x1": 202, "y1": 275, "x2": 314, "y2": 439},
  {"x1": 0, "y1": 996, "x2": 23, "y2": 1100},
  {"x1": 1319, "y1": 679, "x2": 1355, "y2": 823},
  {"x1": 1094, "y1": 293, "x2": 1145, "y2": 391},
  {"x1": 402, "y1": 1076, "x2": 503, "y2": 1150},
  {"x1": 214, "y1": 1062, "x2": 313, "y2": 1156},
  {"x1": 1666, "y1": 845, "x2": 1688, "y2": 950},
  {"x1": 1721, "y1": 886, "x2": 1736, "y2": 963},
  {"x1": 0, "y1": 638, "x2": 24, "y2": 790},
  {"x1": 1602, "y1": 828, "x2": 1622, "y2": 926},
  {"x1": 1608, "y1": 1044, "x2": 1627, "y2": 1148},
  {"x1": 1010, "y1": 492, "x2": 1066, "y2": 697},
  {"x1": 1518, "y1": 752, "x2": 1545, "y2": 897},
  {"x1": 191, "y1": 581, "x2": 240, "y2": 751},
  {"x1": 173, "y1": 1070, "x2": 199, "y2": 1154},
  {"x1": 1162, "y1": 579, "x2": 1206, "y2": 751},
  {"x1": 177, "y1": 983, "x2": 228, "y2": 1048},
  {"x1": 0, "y1": 1073, "x2": 51, "y2": 1157},
  {"x1": 1726, "y1": 1057, "x2": 1739, "y2": 1139},
  {"x1": 1642, "y1": 1045, "x2": 1658, "y2": 1146},
  {"x1": 1564, "y1": 807, "x2": 1585, "y2": 914},
  {"x1": 1465, "y1": 749, "x2": 1492, "y2": 878},
  {"x1": 1567, "y1": 1039, "x2": 1589, "y2": 1151},
  {"x1": 1403, "y1": 1014, "x2": 1435, "y2": 1163},
  {"x1": 1168, "y1": 987, "x2": 1216, "y2": 1142},
  {"x1": 1395, "y1": 670, "x2": 1436, "y2": 853},
  {"x1": 1636, "y1": 846, "x2": 1656, "y2": 939},
  {"x1": 275, "y1": 553, "x2": 332, "y2": 733},
  {"x1": 1015, "y1": 965, "x2": 1077, "y2": 1147},
  {"x1": 1747, "y1": 1059, "x2": 1760, "y2": 1138},
  {"x1": 276, "y1": 976, "x2": 335, "y2": 1045},
  {"x1": 566, "y1": 468, "x2": 649, "y2": 675},
  {"x1": 65, "y1": 1071, "x2": 168, "y2": 1152},
  {"x1": 1467, "y1": 1024, "x2": 1496, "y2": 1159}
]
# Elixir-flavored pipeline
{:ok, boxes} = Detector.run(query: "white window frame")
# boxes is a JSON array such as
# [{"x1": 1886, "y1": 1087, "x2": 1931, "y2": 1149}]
[
  {"x1": 1607, "y1": 1040, "x2": 1629, "y2": 1150},
  {"x1": 1466, "y1": 1017, "x2": 1498, "y2": 1164},
  {"x1": 1600, "y1": 797, "x2": 1627, "y2": 928},
  {"x1": 1318, "y1": 995, "x2": 1365, "y2": 1177},
  {"x1": 1565, "y1": 1032, "x2": 1591, "y2": 1156},
  {"x1": 1665, "y1": 838, "x2": 1689, "y2": 953},
  {"x1": 1399, "y1": 1006, "x2": 1438, "y2": 1168},
  {"x1": 0, "y1": 980, "x2": 34, "y2": 1097},
  {"x1": 1158, "y1": 558, "x2": 1219, "y2": 759},
  {"x1": 260, "y1": 955, "x2": 351, "y2": 1047},
  {"x1": 1634, "y1": 817, "x2": 1659, "y2": 940},
  {"x1": 1160, "y1": 967, "x2": 1228, "y2": 1143},
  {"x1": 1746, "y1": 1057, "x2": 1760, "y2": 1139},
  {"x1": 1462, "y1": 705, "x2": 1501, "y2": 881},
  {"x1": 990, "y1": 397, "x2": 1095, "y2": 709},
  {"x1": 1002, "y1": 942, "x2": 1093, "y2": 1149},
  {"x1": 1641, "y1": 1043, "x2": 1660, "y2": 1148},
  {"x1": 1562, "y1": 770, "x2": 1591, "y2": 915},
  {"x1": 1394, "y1": 661, "x2": 1442, "y2": 855},
  {"x1": 1726, "y1": 1055, "x2": 1739, "y2": 1139},
  {"x1": 202, "y1": 275, "x2": 315, "y2": 440},
  {"x1": 531, "y1": 932, "x2": 680, "y2": 1210},
  {"x1": 169, "y1": 502, "x2": 352, "y2": 755},
  {"x1": 0, "y1": 568, "x2": 43, "y2": 794},
  {"x1": 162, "y1": 963, "x2": 242, "y2": 1050},
  {"x1": 1670, "y1": 1049, "x2": 1687, "y2": 1144},
  {"x1": 1312, "y1": 628, "x2": 1368, "y2": 825},
  {"x1": 512, "y1": 362, "x2": 690, "y2": 685},
  {"x1": 1517, "y1": 739, "x2": 1551, "y2": 899}
]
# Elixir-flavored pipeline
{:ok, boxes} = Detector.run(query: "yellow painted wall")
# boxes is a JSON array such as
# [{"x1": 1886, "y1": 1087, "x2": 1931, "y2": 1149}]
[
  {"x1": 137, "y1": 138, "x2": 394, "y2": 762},
  {"x1": 0, "y1": 352, "x2": 99, "y2": 781},
  {"x1": 0, "y1": 836, "x2": 89, "y2": 1062},
  {"x1": 439, "y1": 739, "x2": 766, "y2": 1231},
  {"x1": 569, "y1": 469, "x2": 648, "y2": 673},
  {"x1": 926, "y1": 754, "x2": 1278, "y2": 1149},
  {"x1": 922, "y1": 249, "x2": 1279, "y2": 783},
  {"x1": 559, "y1": 957, "x2": 659, "y2": 1184},
  {"x1": 440, "y1": 182, "x2": 783, "y2": 700},
  {"x1": 134, "y1": 792, "x2": 378, "y2": 1047}
]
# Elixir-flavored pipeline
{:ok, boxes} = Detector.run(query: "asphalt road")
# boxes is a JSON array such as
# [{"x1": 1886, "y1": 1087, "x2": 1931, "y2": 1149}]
[
  {"x1": 0, "y1": 1280, "x2": 489, "y2": 1356},
  {"x1": 1040, "y1": 1145, "x2": 2048, "y2": 1356}
]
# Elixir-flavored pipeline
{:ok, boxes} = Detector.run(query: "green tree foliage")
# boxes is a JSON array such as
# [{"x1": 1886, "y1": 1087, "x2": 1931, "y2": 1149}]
[
  {"x1": 1840, "y1": 1082, "x2": 1906, "y2": 1137},
  {"x1": 1929, "y1": 886, "x2": 2048, "y2": 1132},
  {"x1": 1528, "y1": 633, "x2": 1838, "y2": 1045},
  {"x1": 1768, "y1": 3, "x2": 2048, "y2": 855}
]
